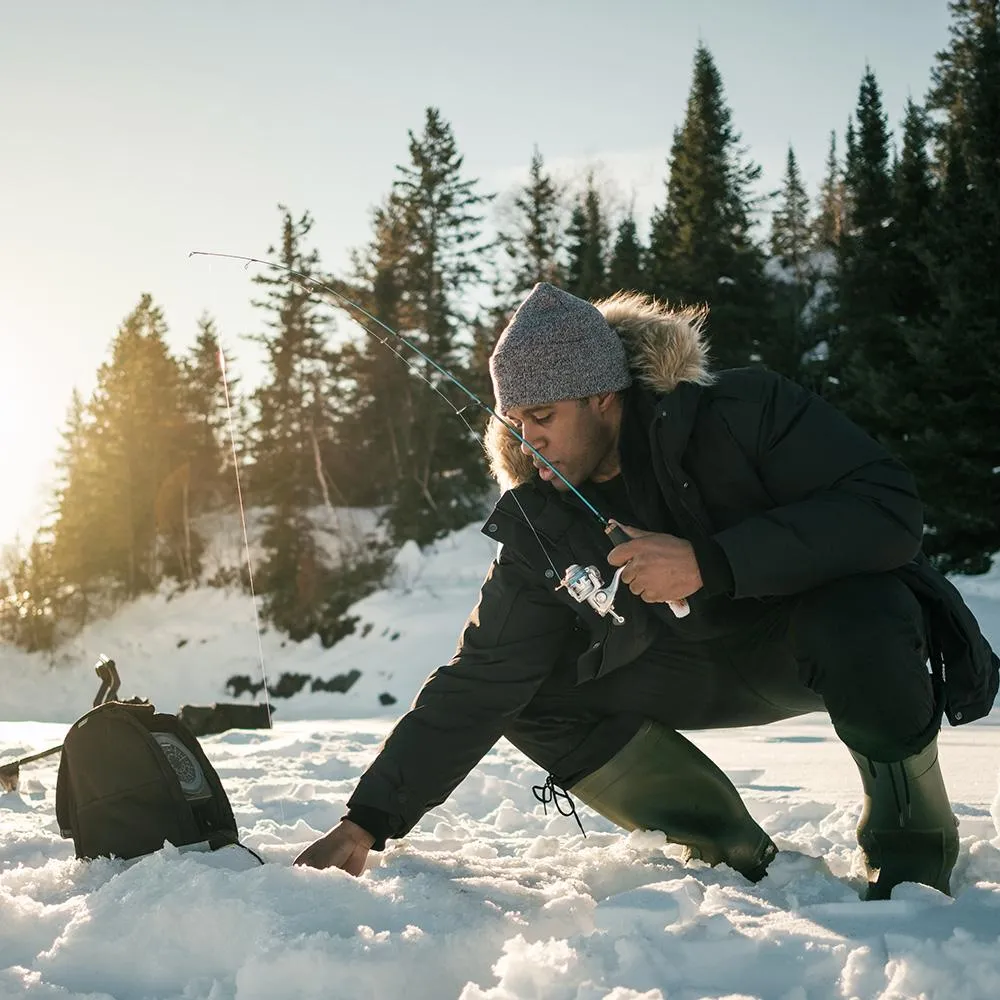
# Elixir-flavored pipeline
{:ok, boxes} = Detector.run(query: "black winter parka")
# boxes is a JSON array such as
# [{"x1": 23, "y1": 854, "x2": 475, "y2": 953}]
[{"x1": 346, "y1": 297, "x2": 997, "y2": 848}]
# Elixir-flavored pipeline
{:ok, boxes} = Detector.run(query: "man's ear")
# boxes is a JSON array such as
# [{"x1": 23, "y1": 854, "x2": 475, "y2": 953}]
[{"x1": 594, "y1": 391, "x2": 619, "y2": 413}]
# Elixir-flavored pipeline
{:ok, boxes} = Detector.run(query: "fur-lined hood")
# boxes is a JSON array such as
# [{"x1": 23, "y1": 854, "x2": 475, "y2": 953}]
[{"x1": 484, "y1": 291, "x2": 714, "y2": 491}]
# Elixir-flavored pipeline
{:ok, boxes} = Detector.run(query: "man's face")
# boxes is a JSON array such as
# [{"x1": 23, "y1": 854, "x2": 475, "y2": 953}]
[{"x1": 505, "y1": 395, "x2": 621, "y2": 490}]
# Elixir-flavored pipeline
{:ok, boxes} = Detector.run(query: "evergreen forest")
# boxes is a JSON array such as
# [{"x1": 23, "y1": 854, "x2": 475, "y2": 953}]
[{"x1": 3, "y1": 1, "x2": 997, "y2": 654}]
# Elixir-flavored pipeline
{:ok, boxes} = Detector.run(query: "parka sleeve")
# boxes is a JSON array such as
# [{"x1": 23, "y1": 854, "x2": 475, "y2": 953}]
[
  {"x1": 346, "y1": 549, "x2": 578, "y2": 841},
  {"x1": 712, "y1": 371, "x2": 924, "y2": 598}
]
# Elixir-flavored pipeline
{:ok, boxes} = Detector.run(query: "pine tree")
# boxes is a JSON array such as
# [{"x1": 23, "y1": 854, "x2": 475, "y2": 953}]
[
  {"x1": 496, "y1": 146, "x2": 565, "y2": 304},
  {"x1": 45, "y1": 390, "x2": 107, "y2": 626},
  {"x1": 333, "y1": 198, "x2": 413, "y2": 507},
  {"x1": 353, "y1": 107, "x2": 494, "y2": 546},
  {"x1": 249, "y1": 208, "x2": 353, "y2": 640},
  {"x1": 770, "y1": 147, "x2": 812, "y2": 280},
  {"x1": 813, "y1": 132, "x2": 846, "y2": 252},
  {"x1": 181, "y1": 315, "x2": 239, "y2": 513},
  {"x1": 765, "y1": 146, "x2": 815, "y2": 378},
  {"x1": 565, "y1": 174, "x2": 610, "y2": 300},
  {"x1": 855, "y1": 99, "x2": 940, "y2": 483},
  {"x1": 843, "y1": 73, "x2": 895, "y2": 250},
  {"x1": 647, "y1": 44, "x2": 770, "y2": 369},
  {"x1": 893, "y1": 101, "x2": 937, "y2": 326},
  {"x1": 51, "y1": 296, "x2": 201, "y2": 599},
  {"x1": 928, "y1": 0, "x2": 1000, "y2": 156},
  {"x1": 909, "y1": 0, "x2": 1000, "y2": 572},
  {"x1": 800, "y1": 130, "x2": 847, "y2": 392},
  {"x1": 842, "y1": 118, "x2": 858, "y2": 235},
  {"x1": 249, "y1": 208, "x2": 334, "y2": 507},
  {"x1": 829, "y1": 68, "x2": 902, "y2": 440},
  {"x1": 0, "y1": 540, "x2": 56, "y2": 652},
  {"x1": 607, "y1": 212, "x2": 645, "y2": 294}
]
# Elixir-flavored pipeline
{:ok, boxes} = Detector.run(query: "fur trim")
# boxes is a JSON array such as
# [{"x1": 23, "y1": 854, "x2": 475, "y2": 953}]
[{"x1": 484, "y1": 290, "x2": 714, "y2": 491}]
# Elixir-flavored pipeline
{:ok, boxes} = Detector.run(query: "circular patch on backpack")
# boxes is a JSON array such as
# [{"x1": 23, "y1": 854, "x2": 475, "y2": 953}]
[{"x1": 152, "y1": 733, "x2": 210, "y2": 800}]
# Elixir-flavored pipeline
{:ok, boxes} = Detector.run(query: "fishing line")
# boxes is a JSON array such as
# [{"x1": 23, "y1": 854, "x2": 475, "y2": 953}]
[
  {"x1": 190, "y1": 252, "x2": 605, "y2": 522},
  {"x1": 193, "y1": 251, "x2": 568, "y2": 582},
  {"x1": 216, "y1": 331, "x2": 289, "y2": 825},
  {"x1": 217, "y1": 347, "x2": 273, "y2": 727},
  {"x1": 191, "y1": 251, "x2": 690, "y2": 621}
]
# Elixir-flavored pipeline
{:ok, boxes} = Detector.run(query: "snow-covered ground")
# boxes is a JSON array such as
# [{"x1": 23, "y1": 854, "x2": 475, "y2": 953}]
[{"x1": 3, "y1": 516, "x2": 1000, "y2": 1000}]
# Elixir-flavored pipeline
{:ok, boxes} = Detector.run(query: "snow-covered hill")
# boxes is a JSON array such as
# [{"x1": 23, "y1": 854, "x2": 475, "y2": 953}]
[{"x1": 0, "y1": 518, "x2": 499, "y2": 724}]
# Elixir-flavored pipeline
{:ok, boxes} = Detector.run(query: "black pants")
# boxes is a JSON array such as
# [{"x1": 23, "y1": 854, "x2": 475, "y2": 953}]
[{"x1": 503, "y1": 573, "x2": 939, "y2": 787}]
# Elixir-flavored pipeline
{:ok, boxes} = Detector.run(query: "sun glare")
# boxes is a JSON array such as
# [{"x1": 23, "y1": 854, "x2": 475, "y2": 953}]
[{"x1": 0, "y1": 361, "x2": 55, "y2": 549}]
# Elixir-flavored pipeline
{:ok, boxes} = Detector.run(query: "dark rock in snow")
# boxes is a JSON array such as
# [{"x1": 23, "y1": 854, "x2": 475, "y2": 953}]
[
  {"x1": 178, "y1": 701, "x2": 273, "y2": 737},
  {"x1": 311, "y1": 670, "x2": 362, "y2": 694}
]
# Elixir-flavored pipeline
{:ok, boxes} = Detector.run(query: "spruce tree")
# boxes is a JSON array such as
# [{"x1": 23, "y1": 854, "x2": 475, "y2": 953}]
[
  {"x1": 893, "y1": 102, "x2": 937, "y2": 326},
  {"x1": 607, "y1": 213, "x2": 646, "y2": 294},
  {"x1": 859, "y1": 100, "x2": 940, "y2": 484},
  {"x1": 770, "y1": 147, "x2": 812, "y2": 278},
  {"x1": 565, "y1": 174, "x2": 610, "y2": 300},
  {"x1": 813, "y1": 132, "x2": 846, "y2": 252},
  {"x1": 842, "y1": 118, "x2": 858, "y2": 235},
  {"x1": 51, "y1": 296, "x2": 200, "y2": 598},
  {"x1": 496, "y1": 146, "x2": 565, "y2": 304},
  {"x1": 48, "y1": 389, "x2": 103, "y2": 625},
  {"x1": 647, "y1": 44, "x2": 770, "y2": 369},
  {"x1": 249, "y1": 208, "x2": 333, "y2": 507},
  {"x1": 766, "y1": 146, "x2": 816, "y2": 378},
  {"x1": 928, "y1": 0, "x2": 1000, "y2": 157},
  {"x1": 0, "y1": 540, "x2": 56, "y2": 652},
  {"x1": 355, "y1": 107, "x2": 494, "y2": 546},
  {"x1": 181, "y1": 315, "x2": 239, "y2": 513},
  {"x1": 249, "y1": 208, "x2": 352, "y2": 640},
  {"x1": 829, "y1": 68, "x2": 902, "y2": 441},
  {"x1": 333, "y1": 197, "x2": 412, "y2": 508},
  {"x1": 800, "y1": 131, "x2": 847, "y2": 392},
  {"x1": 910, "y1": 0, "x2": 1000, "y2": 572}
]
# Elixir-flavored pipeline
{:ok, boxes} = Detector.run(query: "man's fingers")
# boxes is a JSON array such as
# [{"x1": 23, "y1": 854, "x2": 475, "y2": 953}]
[
  {"x1": 294, "y1": 833, "x2": 352, "y2": 871},
  {"x1": 293, "y1": 846, "x2": 317, "y2": 868},
  {"x1": 344, "y1": 844, "x2": 370, "y2": 877},
  {"x1": 292, "y1": 843, "x2": 326, "y2": 869},
  {"x1": 607, "y1": 526, "x2": 659, "y2": 567},
  {"x1": 607, "y1": 545, "x2": 627, "y2": 567},
  {"x1": 608, "y1": 542, "x2": 639, "y2": 567}
]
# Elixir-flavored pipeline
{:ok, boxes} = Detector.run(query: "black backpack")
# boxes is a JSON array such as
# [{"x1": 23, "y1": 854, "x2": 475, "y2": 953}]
[
  {"x1": 55, "y1": 700, "x2": 253, "y2": 862},
  {"x1": 896, "y1": 553, "x2": 1000, "y2": 726}
]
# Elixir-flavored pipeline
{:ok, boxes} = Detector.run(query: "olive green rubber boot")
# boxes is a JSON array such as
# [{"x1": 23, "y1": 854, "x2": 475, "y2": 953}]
[
  {"x1": 569, "y1": 719, "x2": 777, "y2": 882},
  {"x1": 850, "y1": 736, "x2": 960, "y2": 900}
]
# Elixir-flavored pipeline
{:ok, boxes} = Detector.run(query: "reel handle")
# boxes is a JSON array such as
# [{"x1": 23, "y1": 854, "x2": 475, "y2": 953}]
[{"x1": 605, "y1": 523, "x2": 691, "y2": 619}]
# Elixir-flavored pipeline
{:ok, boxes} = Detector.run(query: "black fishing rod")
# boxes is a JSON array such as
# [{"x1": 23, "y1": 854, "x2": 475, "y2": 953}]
[
  {"x1": 190, "y1": 251, "x2": 690, "y2": 620},
  {"x1": 0, "y1": 656, "x2": 131, "y2": 792}
]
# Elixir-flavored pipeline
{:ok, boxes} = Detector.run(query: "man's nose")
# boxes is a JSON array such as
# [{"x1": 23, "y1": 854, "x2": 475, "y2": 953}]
[{"x1": 519, "y1": 431, "x2": 543, "y2": 456}]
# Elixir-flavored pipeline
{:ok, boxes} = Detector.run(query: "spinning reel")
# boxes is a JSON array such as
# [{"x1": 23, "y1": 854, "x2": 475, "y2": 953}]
[{"x1": 556, "y1": 563, "x2": 627, "y2": 625}]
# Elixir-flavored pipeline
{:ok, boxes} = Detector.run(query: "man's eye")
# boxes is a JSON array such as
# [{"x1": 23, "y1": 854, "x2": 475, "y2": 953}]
[{"x1": 536, "y1": 414, "x2": 552, "y2": 425}]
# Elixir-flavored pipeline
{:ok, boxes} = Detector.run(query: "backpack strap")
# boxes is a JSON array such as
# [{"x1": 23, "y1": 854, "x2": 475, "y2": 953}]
[{"x1": 145, "y1": 712, "x2": 239, "y2": 844}]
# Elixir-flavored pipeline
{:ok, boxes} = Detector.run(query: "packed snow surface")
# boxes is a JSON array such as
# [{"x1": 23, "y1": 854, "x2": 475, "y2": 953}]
[{"x1": 3, "y1": 517, "x2": 1000, "y2": 999}]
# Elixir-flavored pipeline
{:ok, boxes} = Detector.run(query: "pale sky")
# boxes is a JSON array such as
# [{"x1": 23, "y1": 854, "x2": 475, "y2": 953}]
[{"x1": 0, "y1": 0, "x2": 951, "y2": 549}]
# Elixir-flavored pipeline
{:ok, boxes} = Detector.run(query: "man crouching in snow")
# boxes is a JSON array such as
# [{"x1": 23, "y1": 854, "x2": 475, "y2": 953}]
[{"x1": 295, "y1": 281, "x2": 998, "y2": 900}]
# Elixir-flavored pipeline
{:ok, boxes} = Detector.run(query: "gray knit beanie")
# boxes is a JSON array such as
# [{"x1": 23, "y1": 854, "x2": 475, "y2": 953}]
[{"x1": 489, "y1": 282, "x2": 632, "y2": 412}]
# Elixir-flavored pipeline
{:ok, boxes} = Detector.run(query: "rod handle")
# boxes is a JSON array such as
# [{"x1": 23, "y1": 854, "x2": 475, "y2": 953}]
[{"x1": 605, "y1": 522, "x2": 691, "y2": 618}]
